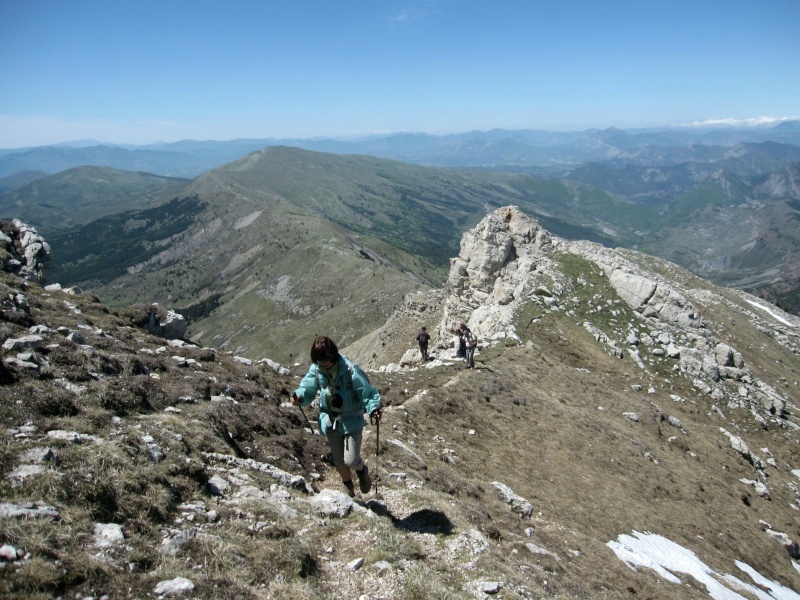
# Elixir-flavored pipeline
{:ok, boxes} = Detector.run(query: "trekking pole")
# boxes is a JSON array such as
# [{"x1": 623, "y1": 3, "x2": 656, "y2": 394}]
[
  {"x1": 371, "y1": 412, "x2": 380, "y2": 495},
  {"x1": 298, "y1": 405, "x2": 312, "y2": 428},
  {"x1": 294, "y1": 396, "x2": 319, "y2": 435},
  {"x1": 375, "y1": 417, "x2": 380, "y2": 495}
]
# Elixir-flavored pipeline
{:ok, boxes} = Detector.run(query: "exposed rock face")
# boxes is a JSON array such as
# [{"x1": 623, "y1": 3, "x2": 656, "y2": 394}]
[
  {"x1": 146, "y1": 304, "x2": 187, "y2": 340},
  {"x1": 0, "y1": 220, "x2": 51, "y2": 284},
  {"x1": 568, "y1": 240, "x2": 703, "y2": 329},
  {"x1": 431, "y1": 203, "x2": 708, "y2": 345},
  {"x1": 563, "y1": 237, "x2": 795, "y2": 424},
  {"x1": 440, "y1": 205, "x2": 566, "y2": 345}
]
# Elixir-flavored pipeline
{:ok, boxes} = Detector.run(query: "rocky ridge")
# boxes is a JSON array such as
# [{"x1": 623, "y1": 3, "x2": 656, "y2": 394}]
[{"x1": 2, "y1": 213, "x2": 800, "y2": 599}]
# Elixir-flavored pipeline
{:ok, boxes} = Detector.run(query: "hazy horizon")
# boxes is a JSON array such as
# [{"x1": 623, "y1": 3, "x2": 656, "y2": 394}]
[{"x1": 1, "y1": 116, "x2": 799, "y2": 152}]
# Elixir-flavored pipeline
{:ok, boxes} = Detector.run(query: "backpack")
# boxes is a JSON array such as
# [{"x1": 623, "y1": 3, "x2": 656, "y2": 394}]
[
  {"x1": 345, "y1": 356, "x2": 371, "y2": 387},
  {"x1": 315, "y1": 356, "x2": 367, "y2": 415},
  {"x1": 467, "y1": 332, "x2": 478, "y2": 348}
]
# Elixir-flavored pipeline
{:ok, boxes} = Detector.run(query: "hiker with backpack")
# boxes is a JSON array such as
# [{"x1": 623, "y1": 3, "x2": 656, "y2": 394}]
[
  {"x1": 291, "y1": 336, "x2": 382, "y2": 497},
  {"x1": 416, "y1": 326, "x2": 430, "y2": 361},
  {"x1": 464, "y1": 327, "x2": 478, "y2": 369}
]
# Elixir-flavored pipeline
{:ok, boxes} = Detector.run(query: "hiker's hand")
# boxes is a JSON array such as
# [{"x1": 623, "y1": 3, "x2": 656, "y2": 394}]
[
  {"x1": 371, "y1": 408, "x2": 382, "y2": 421},
  {"x1": 290, "y1": 393, "x2": 300, "y2": 406}
]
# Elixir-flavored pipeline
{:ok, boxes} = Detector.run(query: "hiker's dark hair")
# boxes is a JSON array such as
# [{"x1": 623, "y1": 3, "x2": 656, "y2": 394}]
[{"x1": 310, "y1": 336, "x2": 340, "y2": 364}]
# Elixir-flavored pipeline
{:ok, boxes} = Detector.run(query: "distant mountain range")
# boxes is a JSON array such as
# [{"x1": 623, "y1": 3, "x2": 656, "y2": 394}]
[
  {"x1": 2, "y1": 122, "x2": 800, "y2": 181},
  {"x1": 1, "y1": 123, "x2": 799, "y2": 358}
]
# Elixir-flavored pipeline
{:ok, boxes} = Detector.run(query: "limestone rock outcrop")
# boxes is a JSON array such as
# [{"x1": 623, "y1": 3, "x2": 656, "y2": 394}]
[
  {"x1": 146, "y1": 304, "x2": 188, "y2": 340},
  {"x1": 0, "y1": 220, "x2": 51, "y2": 284},
  {"x1": 440, "y1": 205, "x2": 566, "y2": 345}
]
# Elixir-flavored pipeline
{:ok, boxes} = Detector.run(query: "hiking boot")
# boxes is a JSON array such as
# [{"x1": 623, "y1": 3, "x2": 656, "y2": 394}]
[
  {"x1": 356, "y1": 464, "x2": 371, "y2": 494},
  {"x1": 343, "y1": 480, "x2": 355, "y2": 497}
]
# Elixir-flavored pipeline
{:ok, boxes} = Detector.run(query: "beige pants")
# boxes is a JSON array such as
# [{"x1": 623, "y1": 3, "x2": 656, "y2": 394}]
[{"x1": 326, "y1": 427, "x2": 364, "y2": 470}]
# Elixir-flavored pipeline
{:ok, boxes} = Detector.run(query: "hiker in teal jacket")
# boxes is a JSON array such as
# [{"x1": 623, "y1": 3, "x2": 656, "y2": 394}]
[{"x1": 291, "y1": 336, "x2": 382, "y2": 497}]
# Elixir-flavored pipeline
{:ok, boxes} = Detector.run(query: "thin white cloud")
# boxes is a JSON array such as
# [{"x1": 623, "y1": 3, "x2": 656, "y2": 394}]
[
  {"x1": 387, "y1": 0, "x2": 438, "y2": 24},
  {"x1": 679, "y1": 116, "x2": 799, "y2": 128}
]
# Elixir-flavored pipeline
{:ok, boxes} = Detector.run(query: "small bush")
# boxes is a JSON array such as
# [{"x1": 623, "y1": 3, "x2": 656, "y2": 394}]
[
  {"x1": 32, "y1": 392, "x2": 79, "y2": 417},
  {"x1": 99, "y1": 377, "x2": 164, "y2": 416}
]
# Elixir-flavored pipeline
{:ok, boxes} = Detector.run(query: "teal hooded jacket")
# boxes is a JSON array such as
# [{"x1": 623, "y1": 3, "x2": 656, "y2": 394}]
[{"x1": 293, "y1": 355, "x2": 381, "y2": 436}]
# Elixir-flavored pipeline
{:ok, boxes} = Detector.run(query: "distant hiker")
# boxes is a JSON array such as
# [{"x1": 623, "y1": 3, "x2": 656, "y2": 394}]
[
  {"x1": 291, "y1": 336, "x2": 382, "y2": 497},
  {"x1": 464, "y1": 328, "x2": 478, "y2": 369},
  {"x1": 416, "y1": 326, "x2": 430, "y2": 361},
  {"x1": 456, "y1": 322, "x2": 468, "y2": 359}
]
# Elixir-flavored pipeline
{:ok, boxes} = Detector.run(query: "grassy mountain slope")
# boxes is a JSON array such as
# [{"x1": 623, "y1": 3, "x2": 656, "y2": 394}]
[
  {"x1": 666, "y1": 170, "x2": 751, "y2": 219},
  {"x1": 0, "y1": 166, "x2": 188, "y2": 231},
  {"x1": 2, "y1": 227, "x2": 800, "y2": 598},
  {"x1": 635, "y1": 177, "x2": 800, "y2": 314},
  {"x1": 43, "y1": 148, "x2": 654, "y2": 363},
  {"x1": 0, "y1": 170, "x2": 46, "y2": 194},
  {"x1": 753, "y1": 162, "x2": 800, "y2": 200}
]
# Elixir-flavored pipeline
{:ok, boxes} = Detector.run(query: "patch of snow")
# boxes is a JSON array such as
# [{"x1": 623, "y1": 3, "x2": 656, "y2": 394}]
[
  {"x1": 745, "y1": 300, "x2": 796, "y2": 328},
  {"x1": 607, "y1": 531, "x2": 800, "y2": 599}
]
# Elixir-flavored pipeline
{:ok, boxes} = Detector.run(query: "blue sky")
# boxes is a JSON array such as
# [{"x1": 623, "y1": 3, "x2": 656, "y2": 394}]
[{"x1": 1, "y1": 0, "x2": 798, "y2": 148}]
